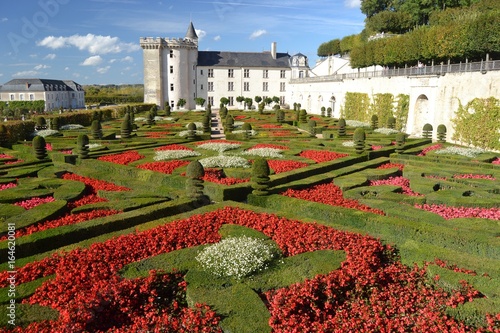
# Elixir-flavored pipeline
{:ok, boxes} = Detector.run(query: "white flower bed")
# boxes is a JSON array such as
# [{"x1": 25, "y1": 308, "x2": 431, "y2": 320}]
[
  {"x1": 153, "y1": 150, "x2": 201, "y2": 161},
  {"x1": 434, "y1": 146, "x2": 486, "y2": 158},
  {"x1": 374, "y1": 127, "x2": 399, "y2": 135},
  {"x1": 60, "y1": 124, "x2": 84, "y2": 130},
  {"x1": 346, "y1": 120, "x2": 370, "y2": 128},
  {"x1": 134, "y1": 117, "x2": 147, "y2": 122},
  {"x1": 199, "y1": 155, "x2": 250, "y2": 168},
  {"x1": 241, "y1": 147, "x2": 283, "y2": 158},
  {"x1": 197, "y1": 142, "x2": 241, "y2": 153},
  {"x1": 196, "y1": 236, "x2": 280, "y2": 279},
  {"x1": 154, "y1": 116, "x2": 173, "y2": 121},
  {"x1": 342, "y1": 141, "x2": 355, "y2": 147},
  {"x1": 88, "y1": 143, "x2": 103, "y2": 149},
  {"x1": 178, "y1": 130, "x2": 204, "y2": 137},
  {"x1": 232, "y1": 129, "x2": 258, "y2": 136},
  {"x1": 33, "y1": 129, "x2": 60, "y2": 137},
  {"x1": 234, "y1": 121, "x2": 244, "y2": 128}
]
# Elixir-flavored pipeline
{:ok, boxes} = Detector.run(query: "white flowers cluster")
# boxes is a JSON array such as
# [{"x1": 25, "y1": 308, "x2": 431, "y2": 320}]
[
  {"x1": 233, "y1": 121, "x2": 244, "y2": 128},
  {"x1": 195, "y1": 236, "x2": 280, "y2": 279},
  {"x1": 346, "y1": 120, "x2": 370, "y2": 128},
  {"x1": 88, "y1": 143, "x2": 103, "y2": 149},
  {"x1": 199, "y1": 155, "x2": 251, "y2": 168},
  {"x1": 154, "y1": 116, "x2": 173, "y2": 121},
  {"x1": 241, "y1": 147, "x2": 283, "y2": 158},
  {"x1": 374, "y1": 127, "x2": 399, "y2": 135},
  {"x1": 232, "y1": 129, "x2": 258, "y2": 136},
  {"x1": 153, "y1": 149, "x2": 201, "y2": 161},
  {"x1": 342, "y1": 141, "x2": 355, "y2": 147},
  {"x1": 197, "y1": 142, "x2": 241, "y2": 153},
  {"x1": 178, "y1": 130, "x2": 204, "y2": 137},
  {"x1": 59, "y1": 124, "x2": 85, "y2": 130},
  {"x1": 434, "y1": 146, "x2": 486, "y2": 158},
  {"x1": 33, "y1": 129, "x2": 60, "y2": 137},
  {"x1": 134, "y1": 117, "x2": 147, "y2": 122}
]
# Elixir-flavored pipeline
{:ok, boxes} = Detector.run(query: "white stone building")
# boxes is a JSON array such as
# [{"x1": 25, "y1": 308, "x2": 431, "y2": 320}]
[
  {"x1": 0, "y1": 78, "x2": 85, "y2": 111},
  {"x1": 141, "y1": 22, "x2": 293, "y2": 110}
]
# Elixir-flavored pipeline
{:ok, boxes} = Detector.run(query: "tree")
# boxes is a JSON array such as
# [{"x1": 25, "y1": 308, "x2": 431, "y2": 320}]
[
  {"x1": 360, "y1": 0, "x2": 392, "y2": 18},
  {"x1": 254, "y1": 96, "x2": 262, "y2": 104},
  {"x1": 177, "y1": 99, "x2": 187, "y2": 108},
  {"x1": 220, "y1": 97, "x2": 230, "y2": 106}
]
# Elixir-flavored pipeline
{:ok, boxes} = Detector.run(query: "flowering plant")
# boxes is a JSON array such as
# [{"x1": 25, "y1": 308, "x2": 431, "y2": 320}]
[
  {"x1": 369, "y1": 176, "x2": 422, "y2": 196},
  {"x1": 138, "y1": 160, "x2": 190, "y2": 174},
  {"x1": 241, "y1": 147, "x2": 283, "y2": 158},
  {"x1": 415, "y1": 203, "x2": 500, "y2": 220},
  {"x1": 197, "y1": 142, "x2": 241, "y2": 153},
  {"x1": 0, "y1": 182, "x2": 17, "y2": 191},
  {"x1": 346, "y1": 120, "x2": 370, "y2": 127},
  {"x1": 14, "y1": 196, "x2": 55, "y2": 209},
  {"x1": 60, "y1": 124, "x2": 84, "y2": 130},
  {"x1": 298, "y1": 150, "x2": 348, "y2": 163},
  {"x1": 267, "y1": 160, "x2": 309, "y2": 174},
  {"x1": 434, "y1": 146, "x2": 486, "y2": 158},
  {"x1": 374, "y1": 127, "x2": 399, "y2": 135},
  {"x1": 154, "y1": 149, "x2": 201, "y2": 161},
  {"x1": 97, "y1": 150, "x2": 145, "y2": 165},
  {"x1": 417, "y1": 144, "x2": 443, "y2": 156},
  {"x1": 199, "y1": 155, "x2": 251, "y2": 168}
]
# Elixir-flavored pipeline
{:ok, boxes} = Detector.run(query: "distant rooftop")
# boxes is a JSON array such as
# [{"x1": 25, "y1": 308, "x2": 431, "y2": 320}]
[
  {"x1": 0, "y1": 79, "x2": 83, "y2": 92},
  {"x1": 198, "y1": 51, "x2": 290, "y2": 68}
]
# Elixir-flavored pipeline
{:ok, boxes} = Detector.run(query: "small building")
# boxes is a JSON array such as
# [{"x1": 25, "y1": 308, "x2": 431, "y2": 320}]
[{"x1": 0, "y1": 78, "x2": 85, "y2": 111}]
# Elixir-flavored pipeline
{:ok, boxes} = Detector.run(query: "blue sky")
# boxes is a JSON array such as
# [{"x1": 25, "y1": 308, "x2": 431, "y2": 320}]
[{"x1": 0, "y1": 0, "x2": 365, "y2": 85}]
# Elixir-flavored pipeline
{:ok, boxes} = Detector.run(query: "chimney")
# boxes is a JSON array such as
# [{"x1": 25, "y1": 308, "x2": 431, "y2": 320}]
[{"x1": 271, "y1": 42, "x2": 277, "y2": 60}]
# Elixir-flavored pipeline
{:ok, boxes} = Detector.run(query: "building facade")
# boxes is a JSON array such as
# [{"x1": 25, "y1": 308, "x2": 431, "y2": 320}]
[
  {"x1": 141, "y1": 22, "x2": 292, "y2": 110},
  {"x1": 0, "y1": 78, "x2": 85, "y2": 111}
]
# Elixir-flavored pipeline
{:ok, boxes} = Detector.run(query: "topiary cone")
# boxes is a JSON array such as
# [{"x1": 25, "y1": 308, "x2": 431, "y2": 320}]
[
  {"x1": 338, "y1": 118, "x2": 346, "y2": 137},
  {"x1": 251, "y1": 158, "x2": 270, "y2": 196},
  {"x1": 353, "y1": 128, "x2": 366, "y2": 154},
  {"x1": 395, "y1": 132, "x2": 406, "y2": 153},
  {"x1": 437, "y1": 124, "x2": 447, "y2": 143},
  {"x1": 185, "y1": 160, "x2": 205, "y2": 200},
  {"x1": 32, "y1": 135, "x2": 48, "y2": 160},
  {"x1": 91, "y1": 120, "x2": 103, "y2": 139},
  {"x1": 76, "y1": 134, "x2": 90, "y2": 159},
  {"x1": 121, "y1": 113, "x2": 132, "y2": 139}
]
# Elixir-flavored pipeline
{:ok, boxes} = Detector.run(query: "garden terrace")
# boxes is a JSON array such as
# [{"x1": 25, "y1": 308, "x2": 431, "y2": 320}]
[{"x1": 0, "y1": 107, "x2": 499, "y2": 332}]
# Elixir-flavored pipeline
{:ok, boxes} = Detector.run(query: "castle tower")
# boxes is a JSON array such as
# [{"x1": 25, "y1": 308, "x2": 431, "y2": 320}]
[{"x1": 140, "y1": 22, "x2": 199, "y2": 110}]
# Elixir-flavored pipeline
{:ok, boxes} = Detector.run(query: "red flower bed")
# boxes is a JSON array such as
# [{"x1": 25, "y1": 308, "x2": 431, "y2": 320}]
[
  {"x1": 97, "y1": 150, "x2": 145, "y2": 165},
  {"x1": 369, "y1": 176, "x2": 422, "y2": 196},
  {"x1": 432, "y1": 258, "x2": 478, "y2": 276},
  {"x1": 453, "y1": 173, "x2": 496, "y2": 180},
  {"x1": 0, "y1": 207, "x2": 494, "y2": 332},
  {"x1": 234, "y1": 115, "x2": 246, "y2": 120},
  {"x1": 260, "y1": 124, "x2": 282, "y2": 129},
  {"x1": 158, "y1": 123, "x2": 182, "y2": 128},
  {"x1": 195, "y1": 139, "x2": 241, "y2": 145},
  {"x1": 14, "y1": 196, "x2": 55, "y2": 209},
  {"x1": 376, "y1": 162, "x2": 405, "y2": 171},
  {"x1": 271, "y1": 131, "x2": 294, "y2": 137},
  {"x1": 268, "y1": 160, "x2": 309, "y2": 174},
  {"x1": 281, "y1": 182, "x2": 385, "y2": 215},
  {"x1": 418, "y1": 144, "x2": 443, "y2": 156},
  {"x1": 61, "y1": 173, "x2": 130, "y2": 192},
  {"x1": 0, "y1": 154, "x2": 14, "y2": 159},
  {"x1": 0, "y1": 182, "x2": 17, "y2": 191},
  {"x1": 492, "y1": 157, "x2": 500, "y2": 165},
  {"x1": 145, "y1": 131, "x2": 172, "y2": 138},
  {"x1": 251, "y1": 143, "x2": 289, "y2": 150},
  {"x1": 202, "y1": 168, "x2": 249, "y2": 185},
  {"x1": 154, "y1": 144, "x2": 194, "y2": 151},
  {"x1": 137, "y1": 160, "x2": 190, "y2": 174},
  {"x1": 415, "y1": 203, "x2": 500, "y2": 220},
  {"x1": 298, "y1": 150, "x2": 348, "y2": 163}
]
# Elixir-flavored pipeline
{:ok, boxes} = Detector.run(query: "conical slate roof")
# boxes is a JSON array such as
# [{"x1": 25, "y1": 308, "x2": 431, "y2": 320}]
[{"x1": 185, "y1": 21, "x2": 198, "y2": 40}]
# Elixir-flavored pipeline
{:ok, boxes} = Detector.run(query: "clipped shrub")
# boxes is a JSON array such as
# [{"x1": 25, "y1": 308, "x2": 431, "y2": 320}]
[
  {"x1": 76, "y1": 134, "x2": 90, "y2": 159},
  {"x1": 353, "y1": 127, "x2": 366, "y2": 154},
  {"x1": 308, "y1": 120, "x2": 317, "y2": 137},
  {"x1": 32, "y1": 135, "x2": 48, "y2": 160},
  {"x1": 187, "y1": 122, "x2": 197, "y2": 140},
  {"x1": 437, "y1": 124, "x2": 447, "y2": 143},
  {"x1": 220, "y1": 106, "x2": 228, "y2": 119},
  {"x1": 146, "y1": 111, "x2": 155, "y2": 126},
  {"x1": 0, "y1": 124, "x2": 9, "y2": 148},
  {"x1": 251, "y1": 158, "x2": 270, "y2": 196},
  {"x1": 164, "y1": 104, "x2": 171, "y2": 116},
  {"x1": 242, "y1": 122, "x2": 252, "y2": 140},
  {"x1": 185, "y1": 160, "x2": 205, "y2": 200},
  {"x1": 321, "y1": 106, "x2": 326, "y2": 117},
  {"x1": 422, "y1": 123, "x2": 433, "y2": 139},
  {"x1": 395, "y1": 132, "x2": 406, "y2": 153},
  {"x1": 225, "y1": 115, "x2": 234, "y2": 133},
  {"x1": 299, "y1": 109, "x2": 307, "y2": 123},
  {"x1": 36, "y1": 116, "x2": 47, "y2": 130},
  {"x1": 202, "y1": 115, "x2": 211, "y2": 133},
  {"x1": 92, "y1": 111, "x2": 101, "y2": 121},
  {"x1": 121, "y1": 113, "x2": 132, "y2": 139},
  {"x1": 91, "y1": 119, "x2": 103, "y2": 139},
  {"x1": 387, "y1": 116, "x2": 396, "y2": 129},
  {"x1": 50, "y1": 117, "x2": 60, "y2": 131},
  {"x1": 276, "y1": 109, "x2": 285, "y2": 123},
  {"x1": 338, "y1": 118, "x2": 346, "y2": 137},
  {"x1": 327, "y1": 107, "x2": 332, "y2": 117},
  {"x1": 258, "y1": 102, "x2": 265, "y2": 114},
  {"x1": 371, "y1": 114, "x2": 379, "y2": 130}
]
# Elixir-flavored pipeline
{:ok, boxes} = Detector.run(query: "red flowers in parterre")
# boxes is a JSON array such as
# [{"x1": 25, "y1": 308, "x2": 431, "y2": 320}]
[
  {"x1": 14, "y1": 196, "x2": 55, "y2": 209},
  {"x1": 298, "y1": 150, "x2": 348, "y2": 163},
  {"x1": 0, "y1": 206, "x2": 495, "y2": 332},
  {"x1": 267, "y1": 159, "x2": 309, "y2": 174},
  {"x1": 137, "y1": 160, "x2": 190, "y2": 174},
  {"x1": 415, "y1": 203, "x2": 500, "y2": 220},
  {"x1": 97, "y1": 150, "x2": 145, "y2": 165}
]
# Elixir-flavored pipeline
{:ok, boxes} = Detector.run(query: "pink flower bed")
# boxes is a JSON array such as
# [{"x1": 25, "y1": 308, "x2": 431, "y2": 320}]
[
  {"x1": 0, "y1": 154, "x2": 14, "y2": 159},
  {"x1": 418, "y1": 144, "x2": 443, "y2": 156},
  {"x1": 298, "y1": 150, "x2": 348, "y2": 163},
  {"x1": 59, "y1": 149, "x2": 73, "y2": 155},
  {"x1": 453, "y1": 173, "x2": 496, "y2": 180},
  {"x1": 97, "y1": 150, "x2": 145, "y2": 165},
  {"x1": 415, "y1": 203, "x2": 500, "y2": 220},
  {"x1": 371, "y1": 145, "x2": 383, "y2": 150},
  {"x1": 0, "y1": 183, "x2": 17, "y2": 191},
  {"x1": 14, "y1": 196, "x2": 55, "y2": 209},
  {"x1": 492, "y1": 158, "x2": 500, "y2": 165},
  {"x1": 369, "y1": 176, "x2": 422, "y2": 196}
]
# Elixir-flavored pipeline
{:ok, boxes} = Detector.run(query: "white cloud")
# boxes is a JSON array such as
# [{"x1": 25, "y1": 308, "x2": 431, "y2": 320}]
[
  {"x1": 195, "y1": 29, "x2": 206, "y2": 41},
  {"x1": 81, "y1": 55, "x2": 103, "y2": 66},
  {"x1": 214, "y1": 35, "x2": 221, "y2": 41},
  {"x1": 121, "y1": 56, "x2": 133, "y2": 62},
  {"x1": 344, "y1": 0, "x2": 360, "y2": 8},
  {"x1": 44, "y1": 53, "x2": 56, "y2": 60},
  {"x1": 37, "y1": 34, "x2": 140, "y2": 55},
  {"x1": 97, "y1": 66, "x2": 111, "y2": 74},
  {"x1": 29, "y1": 54, "x2": 38, "y2": 58},
  {"x1": 64, "y1": 67, "x2": 70, "y2": 71},
  {"x1": 0, "y1": 73, "x2": 3, "y2": 77},
  {"x1": 34, "y1": 64, "x2": 50, "y2": 70},
  {"x1": 249, "y1": 29, "x2": 267, "y2": 40},
  {"x1": 1, "y1": 18, "x2": 7, "y2": 23},
  {"x1": 109, "y1": 59, "x2": 117, "y2": 63},
  {"x1": 13, "y1": 70, "x2": 39, "y2": 77}
]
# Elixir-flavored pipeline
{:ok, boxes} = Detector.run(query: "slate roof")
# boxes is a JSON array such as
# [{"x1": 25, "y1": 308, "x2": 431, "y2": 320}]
[
  {"x1": 198, "y1": 51, "x2": 291, "y2": 68},
  {"x1": 185, "y1": 21, "x2": 198, "y2": 40},
  {"x1": 0, "y1": 79, "x2": 83, "y2": 92}
]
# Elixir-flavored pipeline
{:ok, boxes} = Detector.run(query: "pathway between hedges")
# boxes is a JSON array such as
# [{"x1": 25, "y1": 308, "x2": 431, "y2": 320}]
[{"x1": 210, "y1": 109, "x2": 225, "y2": 140}]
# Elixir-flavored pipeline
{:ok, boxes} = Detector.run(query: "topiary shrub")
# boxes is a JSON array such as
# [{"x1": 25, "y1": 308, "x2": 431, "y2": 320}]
[
  {"x1": 220, "y1": 106, "x2": 228, "y2": 119},
  {"x1": 51, "y1": 117, "x2": 60, "y2": 131},
  {"x1": 91, "y1": 120, "x2": 103, "y2": 139},
  {"x1": 76, "y1": 134, "x2": 90, "y2": 159},
  {"x1": 185, "y1": 160, "x2": 205, "y2": 200},
  {"x1": 92, "y1": 111, "x2": 101, "y2": 121},
  {"x1": 202, "y1": 115, "x2": 211, "y2": 133},
  {"x1": 276, "y1": 109, "x2": 285, "y2": 124},
  {"x1": 422, "y1": 123, "x2": 433, "y2": 139},
  {"x1": 242, "y1": 122, "x2": 252, "y2": 140},
  {"x1": 387, "y1": 116, "x2": 396, "y2": 129},
  {"x1": 321, "y1": 106, "x2": 326, "y2": 117},
  {"x1": 299, "y1": 109, "x2": 307, "y2": 123},
  {"x1": 371, "y1": 114, "x2": 379, "y2": 130},
  {"x1": 0, "y1": 125, "x2": 9, "y2": 148},
  {"x1": 395, "y1": 132, "x2": 406, "y2": 153},
  {"x1": 327, "y1": 107, "x2": 332, "y2": 118},
  {"x1": 146, "y1": 111, "x2": 155, "y2": 126},
  {"x1": 353, "y1": 128, "x2": 366, "y2": 154},
  {"x1": 164, "y1": 104, "x2": 171, "y2": 116},
  {"x1": 308, "y1": 120, "x2": 317, "y2": 137},
  {"x1": 121, "y1": 113, "x2": 132, "y2": 139},
  {"x1": 36, "y1": 117, "x2": 46, "y2": 130},
  {"x1": 32, "y1": 135, "x2": 48, "y2": 160},
  {"x1": 437, "y1": 124, "x2": 447, "y2": 143},
  {"x1": 258, "y1": 102, "x2": 265, "y2": 114},
  {"x1": 251, "y1": 158, "x2": 270, "y2": 196},
  {"x1": 187, "y1": 122, "x2": 197, "y2": 140},
  {"x1": 338, "y1": 118, "x2": 346, "y2": 137},
  {"x1": 225, "y1": 115, "x2": 234, "y2": 133}
]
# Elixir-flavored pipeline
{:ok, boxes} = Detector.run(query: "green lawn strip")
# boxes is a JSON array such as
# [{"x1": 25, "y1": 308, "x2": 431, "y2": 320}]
[
  {"x1": 0, "y1": 204, "x2": 25, "y2": 220},
  {"x1": 71, "y1": 197, "x2": 169, "y2": 213},
  {"x1": 0, "y1": 275, "x2": 53, "y2": 304},
  {"x1": 0, "y1": 303, "x2": 58, "y2": 328},
  {"x1": 1, "y1": 200, "x2": 67, "y2": 233},
  {"x1": 0, "y1": 164, "x2": 52, "y2": 178}
]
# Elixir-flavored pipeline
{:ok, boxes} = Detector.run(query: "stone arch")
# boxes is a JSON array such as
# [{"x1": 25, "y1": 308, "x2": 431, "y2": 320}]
[
  {"x1": 330, "y1": 95, "x2": 336, "y2": 115},
  {"x1": 413, "y1": 94, "x2": 429, "y2": 136}
]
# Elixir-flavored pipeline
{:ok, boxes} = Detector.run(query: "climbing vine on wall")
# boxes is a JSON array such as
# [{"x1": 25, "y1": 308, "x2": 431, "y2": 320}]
[
  {"x1": 394, "y1": 94, "x2": 409, "y2": 132},
  {"x1": 370, "y1": 93, "x2": 394, "y2": 127},
  {"x1": 452, "y1": 97, "x2": 500, "y2": 150},
  {"x1": 343, "y1": 92, "x2": 370, "y2": 122}
]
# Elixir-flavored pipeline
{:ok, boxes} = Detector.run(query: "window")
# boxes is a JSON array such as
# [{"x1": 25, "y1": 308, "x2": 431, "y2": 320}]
[
  {"x1": 208, "y1": 69, "x2": 213, "y2": 78},
  {"x1": 280, "y1": 82, "x2": 286, "y2": 92},
  {"x1": 19, "y1": 94, "x2": 24, "y2": 101},
  {"x1": 228, "y1": 69, "x2": 234, "y2": 78},
  {"x1": 208, "y1": 96, "x2": 214, "y2": 106},
  {"x1": 243, "y1": 82, "x2": 250, "y2": 91},
  {"x1": 280, "y1": 70, "x2": 286, "y2": 79},
  {"x1": 200, "y1": 84, "x2": 204, "y2": 90},
  {"x1": 30, "y1": 94, "x2": 35, "y2": 101},
  {"x1": 228, "y1": 82, "x2": 234, "y2": 91},
  {"x1": 280, "y1": 96, "x2": 285, "y2": 105},
  {"x1": 170, "y1": 50, "x2": 173, "y2": 58},
  {"x1": 244, "y1": 69, "x2": 249, "y2": 78},
  {"x1": 170, "y1": 66, "x2": 173, "y2": 74},
  {"x1": 208, "y1": 82, "x2": 214, "y2": 91},
  {"x1": 229, "y1": 96, "x2": 234, "y2": 106},
  {"x1": 10, "y1": 94, "x2": 15, "y2": 101},
  {"x1": 299, "y1": 71, "x2": 304, "y2": 78},
  {"x1": 263, "y1": 70, "x2": 268, "y2": 78},
  {"x1": 263, "y1": 82, "x2": 268, "y2": 91},
  {"x1": 200, "y1": 69, "x2": 204, "y2": 75},
  {"x1": 170, "y1": 84, "x2": 174, "y2": 91}
]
